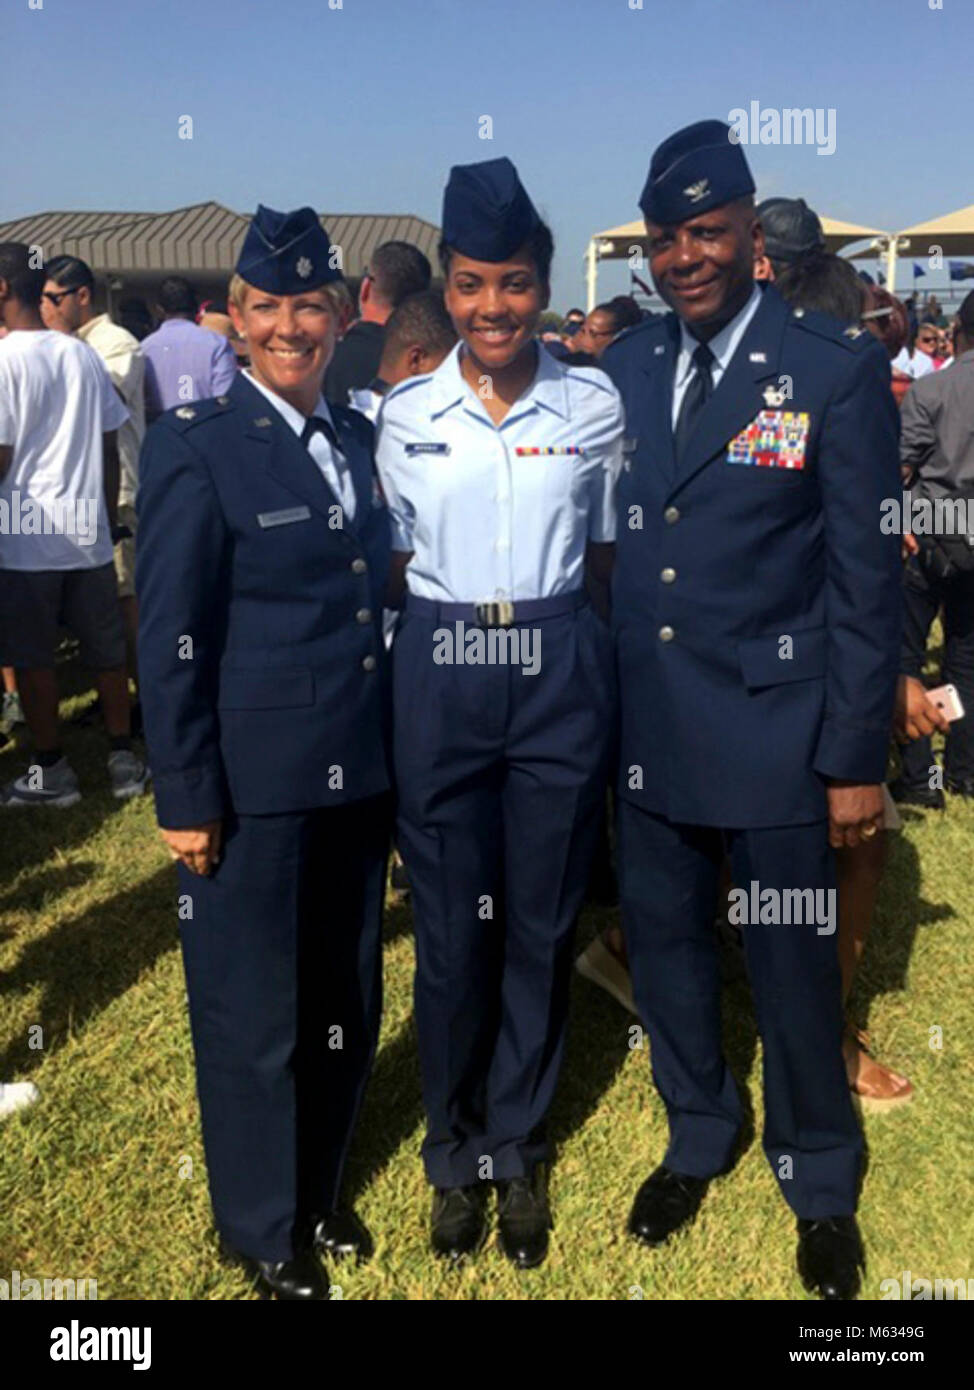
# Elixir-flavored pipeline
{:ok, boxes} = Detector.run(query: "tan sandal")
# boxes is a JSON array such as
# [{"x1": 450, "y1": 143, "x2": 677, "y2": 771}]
[{"x1": 844, "y1": 1025, "x2": 913, "y2": 1112}]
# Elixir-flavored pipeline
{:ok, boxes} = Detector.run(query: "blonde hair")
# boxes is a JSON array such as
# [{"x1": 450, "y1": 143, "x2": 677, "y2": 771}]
[{"x1": 228, "y1": 272, "x2": 353, "y2": 328}]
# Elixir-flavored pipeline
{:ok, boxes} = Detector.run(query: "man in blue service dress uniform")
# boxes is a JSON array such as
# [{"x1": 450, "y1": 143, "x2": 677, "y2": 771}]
[
  {"x1": 602, "y1": 122, "x2": 901, "y2": 1300},
  {"x1": 137, "y1": 205, "x2": 391, "y2": 1300}
]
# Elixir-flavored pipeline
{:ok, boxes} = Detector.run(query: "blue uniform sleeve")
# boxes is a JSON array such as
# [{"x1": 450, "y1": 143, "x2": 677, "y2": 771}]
[
  {"x1": 136, "y1": 422, "x2": 231, "y2": 827},
  {"x1": 585, "y1": 381, "x2": 625, "y2": 543},
  {"x1": 375, "y1": 400, "x2": 415, "y2": 552},
  {"x1": 813, "y1": 342, "x2": 902, "y2": 784}
]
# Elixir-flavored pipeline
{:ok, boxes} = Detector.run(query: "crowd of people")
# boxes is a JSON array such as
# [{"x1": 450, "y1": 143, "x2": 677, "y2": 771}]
[{"x1": 1, "y1": 117, "x2": 971, "y2": 1304}]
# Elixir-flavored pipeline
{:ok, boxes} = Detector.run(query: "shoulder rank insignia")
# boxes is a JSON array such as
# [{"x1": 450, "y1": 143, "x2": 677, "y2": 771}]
[
  {"x1": 216, "y1": 395, "x2": 229, "y2": 406},
  {"x1": 175, "y1": 406, "x2": 196, "y2": 420},
  {"x1": 253, "y1": 417, "x2": 272, "y2": 428},
  {"x1": 843, "y1": 325, "x2": 865, "y2": 339}
]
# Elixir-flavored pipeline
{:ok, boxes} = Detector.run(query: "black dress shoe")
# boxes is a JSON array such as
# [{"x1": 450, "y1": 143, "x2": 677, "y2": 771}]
[
  {"x1": 430, "y1": 1185, "x2": 489, "y2": 1261},
  {"x1": 220, "y1": 1244, "x2": 330, "y2": 1300},
  {"x1": 797, "y1": 1216, "x2": 864, "y2": 1300},
  {"x1": 628, "y1": 1165, "x2": 709, "y2": 1247},
  {"x1": 888, "y1": 778, "x2": 945, "y2": 810},
  {"x1": 496, "y1": 1172, "x2": 551, "y2": 1270},
  {"x1": 311, "y1": 1209, "x2": 374, "y2": 1263}
]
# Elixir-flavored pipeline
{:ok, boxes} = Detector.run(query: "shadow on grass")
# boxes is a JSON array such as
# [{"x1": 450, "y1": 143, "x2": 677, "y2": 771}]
[{"x1": 0, "y1": 864, "x2": 177, "y2": 1077}]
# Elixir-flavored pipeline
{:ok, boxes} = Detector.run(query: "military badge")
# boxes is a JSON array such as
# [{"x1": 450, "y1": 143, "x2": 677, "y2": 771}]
[
  {"x1": 296, "y1": 256, "x2": 313, "y2": 280},
  {"x1": 727, "y1": 410, "x2": 810, "y2": 470},
  {"x1": 514, "y1": 446, "x2": 585, "y2": 456},
  {"x1": 683, "y1": 179, "x2": 710, "y2": 203},
  {"x1": 175, "y1": 407, "x2": 196, "y2": 420}
]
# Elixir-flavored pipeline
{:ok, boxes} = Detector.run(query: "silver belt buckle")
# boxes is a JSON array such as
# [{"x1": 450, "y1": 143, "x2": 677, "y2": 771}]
[{"x1": 476, "y1": 599, "x2": 515, "y2": 627}]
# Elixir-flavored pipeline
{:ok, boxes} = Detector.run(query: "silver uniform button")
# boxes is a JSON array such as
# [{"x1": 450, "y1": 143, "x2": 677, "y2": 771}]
[
  {"x1": 664, "y1": 506, "x2": 680, "y2": 525},
  {"x1": 362, "y1": 654, "x2": 377, "y2": 672},
  {"x1": 661, "y1": 567, "x2": 676, "y2": 584},
  {"x1": 356, "y1": 608, "x2": 372, "y2": 624},
  {"x1": 659, "y1": 625, "x2": 675, "y2": 642},
  {"x1": 351, "y1": 558, "x2": 367, "y2": 574}
]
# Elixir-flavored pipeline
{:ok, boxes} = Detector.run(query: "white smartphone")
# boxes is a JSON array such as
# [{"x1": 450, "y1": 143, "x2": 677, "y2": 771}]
[{"x1": 927, "y1": 683, "x2": 965, "y2": 722}]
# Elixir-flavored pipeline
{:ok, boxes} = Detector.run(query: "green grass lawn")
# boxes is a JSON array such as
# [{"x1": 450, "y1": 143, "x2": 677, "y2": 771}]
[{"x1": 1, "y1": 657, "x2": 972, "y2": 1301}]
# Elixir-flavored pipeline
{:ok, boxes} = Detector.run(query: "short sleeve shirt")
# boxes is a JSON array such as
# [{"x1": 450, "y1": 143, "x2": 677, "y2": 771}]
[
  {"x1": 77, "y1": 313, "x2": 145, "y2": 505},
  {"x1": 0, "y1": 330, "x2": 128, "y2": 569},
  {"x1": 375, "y1": 343, "x2": 624, "y2": 603}
]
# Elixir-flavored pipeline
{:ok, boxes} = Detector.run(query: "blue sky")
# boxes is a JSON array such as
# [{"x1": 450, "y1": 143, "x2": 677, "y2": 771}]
[{"x1": 4, "y1": 0, "x2": 971, "y2": 309}]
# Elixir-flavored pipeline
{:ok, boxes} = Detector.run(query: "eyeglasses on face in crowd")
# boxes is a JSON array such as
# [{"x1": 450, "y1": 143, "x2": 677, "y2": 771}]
[{"x1": 42, "y1": 287, "x2": 82, "y2": 307}]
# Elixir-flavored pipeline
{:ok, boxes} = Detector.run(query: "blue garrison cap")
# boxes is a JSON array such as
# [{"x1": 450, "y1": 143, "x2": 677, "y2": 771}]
[
  {"x1": 639, "y1": 120, "x2": 755, "y2": 226},
  {"x1": 441, "y1": 157, "x2": 541, "y2": 262},
  {"x1": 235, "y1": 204, "x2": 343, "y2": 293}
]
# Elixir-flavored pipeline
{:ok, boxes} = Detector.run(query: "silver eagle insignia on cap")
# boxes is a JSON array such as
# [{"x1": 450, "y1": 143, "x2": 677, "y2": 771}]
[{"x1": 683, "y1": 179, "x2": 710, "y2": 203}]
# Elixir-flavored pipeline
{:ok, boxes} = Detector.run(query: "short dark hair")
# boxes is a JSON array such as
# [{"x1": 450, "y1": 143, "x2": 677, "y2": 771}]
[
  {"x1": 0, "y1": 241, "x2": 46, "y2": 308},
  {"x1": 774, "y1": 252, "x2": 864, "y2": 326},
  {"x1": 565, "y1": 307, "x2": 585, "y2": 320},
  {"x1": 607, "y1": 295, "x2": 643, "y2": 330},
  {"x1": 383, "y1": 290, "x2": 457, "y2": 359},
  {"x1": 157, "y1": 276, "x2": 198, "y2": 316},
  {"x1": 44, "y1": 254, "x2": 96, "y2": 294},
  {"x1": 438, "y1": 219, "x2": 555, "y2": 288},
  {"x1": 958, "y1": 290, "x2": 974, "y2": 339},
  {"x1": 367, "y1": 241, "x2": 432, "y2": 309}
]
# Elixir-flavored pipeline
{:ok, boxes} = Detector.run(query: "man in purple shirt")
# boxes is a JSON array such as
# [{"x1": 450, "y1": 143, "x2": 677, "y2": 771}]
[{"x1": 141, "y1": 277, "x2": 237, "y2": 421}]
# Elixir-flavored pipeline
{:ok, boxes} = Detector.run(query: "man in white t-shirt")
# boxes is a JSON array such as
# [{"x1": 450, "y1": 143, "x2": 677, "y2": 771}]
[
  {"x1": 0, "y1": 241, "x2": 148, "y2": 806},
  {"x1": 41, "y1": 254, "x2": 145, "y2": 694}
]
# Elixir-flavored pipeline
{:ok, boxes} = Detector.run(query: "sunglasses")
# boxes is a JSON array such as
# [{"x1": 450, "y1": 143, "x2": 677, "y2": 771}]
[{"x1": 42, "y1": 287, "x2": 82, "y2": 307}]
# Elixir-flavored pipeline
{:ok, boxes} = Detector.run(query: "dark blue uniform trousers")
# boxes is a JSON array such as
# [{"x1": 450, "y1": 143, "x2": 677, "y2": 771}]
[
  {"x1": 177, "y1": 795, "x2": 389, "y2": 1260},
  {"x1": 617, "y1": 801, "x2": 862, "y2": 1219},
  {"x1": 394, "y1": 599, "x2": 615, "y2": 1188}
]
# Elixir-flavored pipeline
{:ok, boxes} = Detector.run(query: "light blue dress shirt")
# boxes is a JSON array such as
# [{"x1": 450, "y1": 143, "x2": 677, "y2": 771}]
[
  {"x1": 244, "y1": 370, "x2": 356, "y2": 522},
  {"x1": 671, "y1": 284, "x2": 763, "y2": 427},
  {"x1": 375, "y1": 343, "x2": 624, "y2": 603}
]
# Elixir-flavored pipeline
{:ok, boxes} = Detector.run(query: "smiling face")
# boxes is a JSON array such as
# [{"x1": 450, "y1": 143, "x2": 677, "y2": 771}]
[
  {"x1": 443, "y1": 245, "x2": 548, "y2": 374},
  {"x1": 645, "y1": 200, "x2": 764, "y2": 338},
  {"x1": 228, "y1": 281, "x2": 341, "y2": 413}
]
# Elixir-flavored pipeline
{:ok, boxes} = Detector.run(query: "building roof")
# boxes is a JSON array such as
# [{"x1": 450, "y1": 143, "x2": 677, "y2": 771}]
[{"x1": 0, "y1": 201, "x2": 442, "y2": 279}]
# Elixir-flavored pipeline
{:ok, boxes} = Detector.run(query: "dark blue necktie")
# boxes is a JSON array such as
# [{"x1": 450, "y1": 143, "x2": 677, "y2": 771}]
[
  {"x1": 300, "y1": 414, "x2": 340, "y2": 452},
  {"x1": 673, "y1": 342, "x2": 715, "y2": 461}
]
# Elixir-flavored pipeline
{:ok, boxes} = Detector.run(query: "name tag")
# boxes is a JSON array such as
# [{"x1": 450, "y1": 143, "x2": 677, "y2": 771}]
[
  {"x1": 257, "y1": 506, "x2": 312, "y2": 528},
  {"x1": 405, "y1": 442, "x2": 450, "y2": 455},
  {"x1": 727, "y1": 411, "x2": 810, "y2": 471}
]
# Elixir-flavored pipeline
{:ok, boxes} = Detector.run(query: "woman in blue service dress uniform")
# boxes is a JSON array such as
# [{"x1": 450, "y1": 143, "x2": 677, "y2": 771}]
[
  {"x1": 376, "y1": 158, "x2": 624, "y2": 1268},
  {"x1": 137, "y1": 205, "x2": 391, "y2": 1300}
]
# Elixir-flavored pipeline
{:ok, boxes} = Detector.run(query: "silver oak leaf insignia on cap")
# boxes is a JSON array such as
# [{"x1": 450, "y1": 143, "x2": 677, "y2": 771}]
[{"x1": 296, "y1": 256, "x2": 313, "y2": 279}]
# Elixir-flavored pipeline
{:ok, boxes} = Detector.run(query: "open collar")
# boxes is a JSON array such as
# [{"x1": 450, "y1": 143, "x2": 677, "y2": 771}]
[{"x1": 429, "y1": 341, "x2": 570, "y2": 423}]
